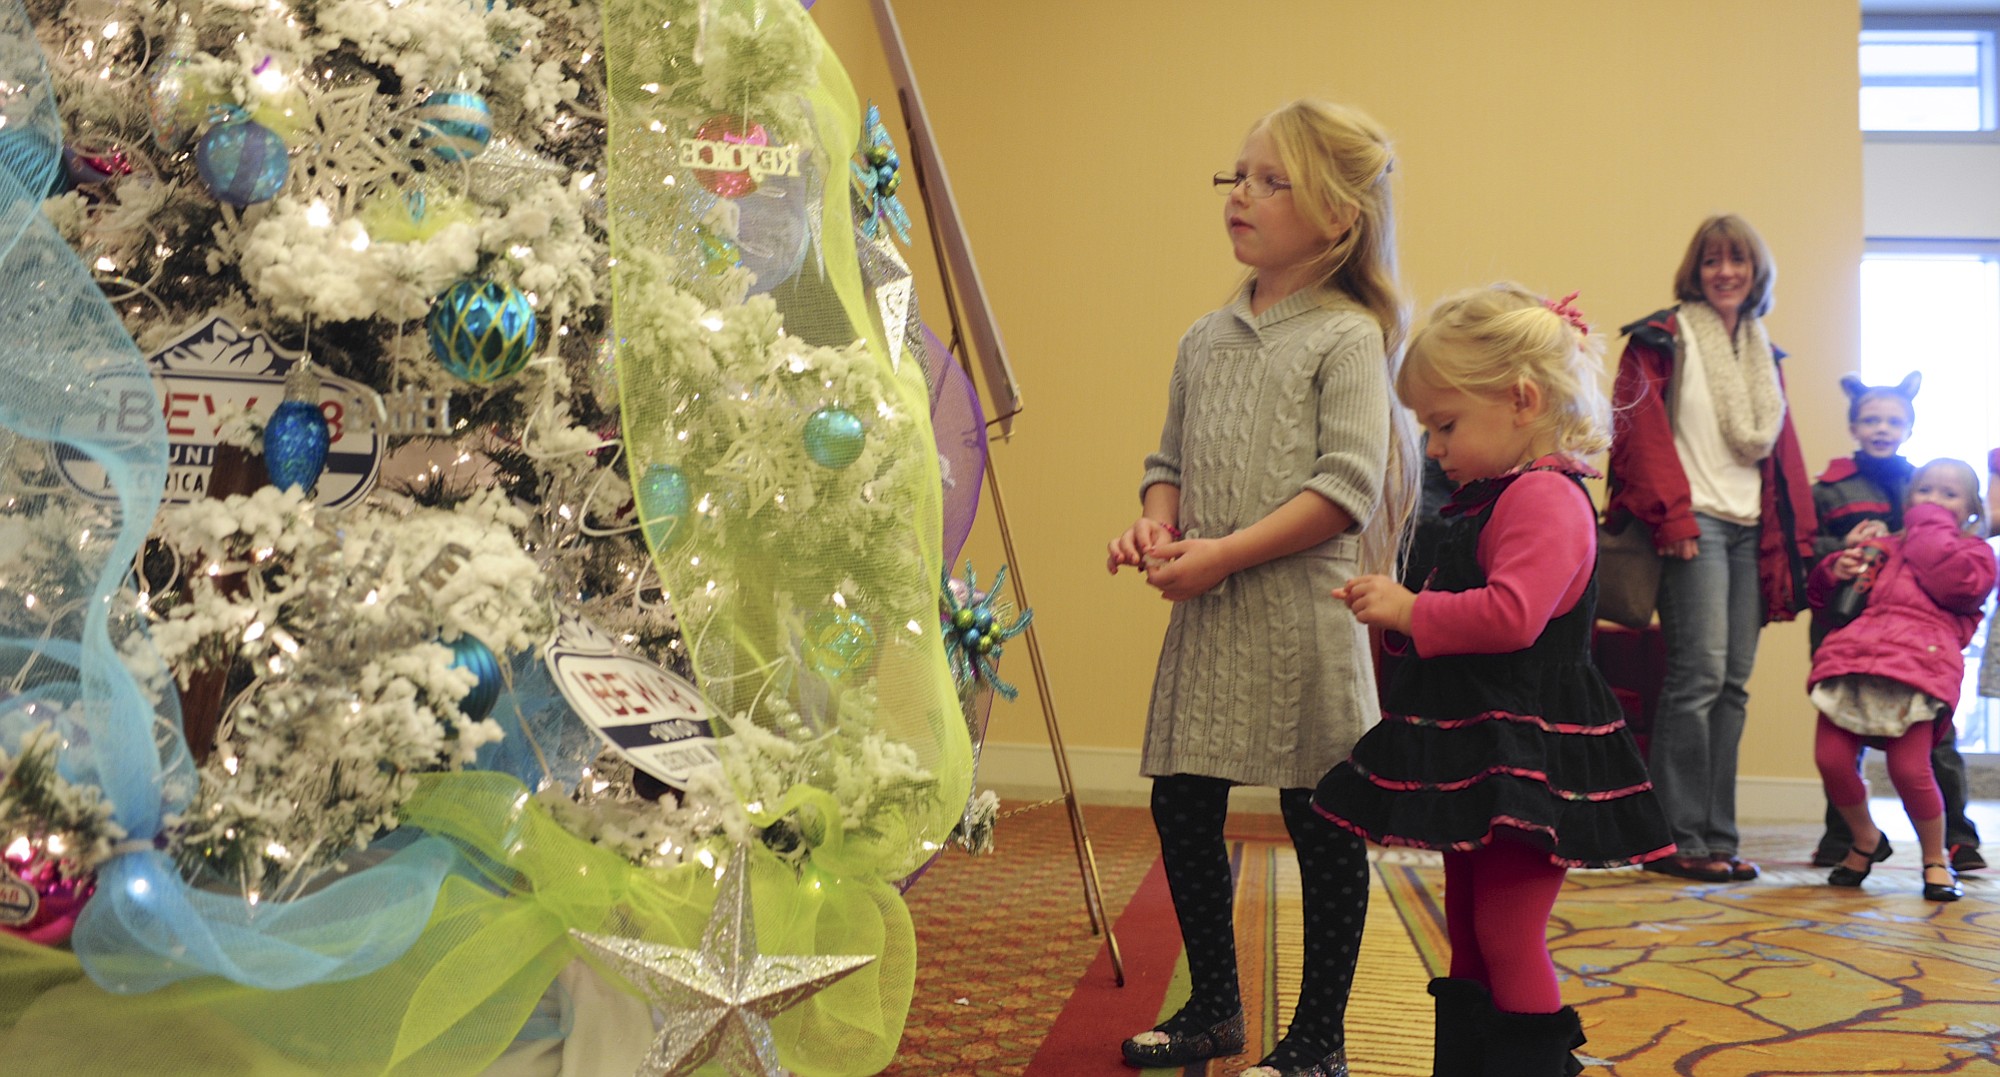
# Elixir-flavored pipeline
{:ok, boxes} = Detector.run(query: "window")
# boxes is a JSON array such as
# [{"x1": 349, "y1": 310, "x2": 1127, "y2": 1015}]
[
  {"x1": 1861, "y1": 23, "x2": 1999, "y2": 133},
  {"x1": 1860, "y1": 248, "x2": 2000, "y2": 751}
]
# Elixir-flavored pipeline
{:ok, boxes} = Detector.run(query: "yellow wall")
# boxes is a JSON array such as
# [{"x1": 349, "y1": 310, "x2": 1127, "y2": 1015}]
[{"x1": 815, "y1": 1, "x2": 1863, "y2": 789}]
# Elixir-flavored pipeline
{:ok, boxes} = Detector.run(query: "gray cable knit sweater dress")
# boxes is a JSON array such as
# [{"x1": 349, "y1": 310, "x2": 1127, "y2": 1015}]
[{"x1": 1139, "y1": 284, "x2": 1390, "y2": 790}]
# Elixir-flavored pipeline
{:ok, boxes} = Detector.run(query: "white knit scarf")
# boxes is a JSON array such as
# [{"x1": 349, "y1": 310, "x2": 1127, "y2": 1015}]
[{"x1": 1678, "y1": 301, "x2": 1784, "y2": 465}]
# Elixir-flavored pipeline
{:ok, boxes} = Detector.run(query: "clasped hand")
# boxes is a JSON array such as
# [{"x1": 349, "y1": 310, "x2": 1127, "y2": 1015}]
[
  {"x1": 1331, "y1": 573, "x2": 1416, "y2": 634},
  {"x1": 1829, "y1": 546, "x2": 1868, "y2": 581},
  {"x1": 1106, "y1": 519, "x2": 1230, "y2": 600}
]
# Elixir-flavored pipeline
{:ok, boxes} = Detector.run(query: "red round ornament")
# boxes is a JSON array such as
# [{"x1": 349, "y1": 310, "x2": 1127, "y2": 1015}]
[{"x1": 690, "y1": 113, "x2": 769, "y2": 199}]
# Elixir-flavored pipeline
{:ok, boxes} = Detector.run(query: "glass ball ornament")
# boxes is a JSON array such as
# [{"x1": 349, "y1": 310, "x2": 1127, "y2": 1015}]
[
  {"x1": 804, "y1": 609, "x2": 876, "y2": 678},
  {"x1": 951, "y1": 607, "x2": 975, "y2": 631},
  {"x1": 803, "y1": 407, "x2": 865, "y2": 469},
  {"x1": 263, "y1": 399, "x2": 330, "y2": 492},
  {"x1": 195, "y1": 115, "x2": 290, "y2": 206},
  {"x1": 416, "y1": 90, "x2": 494, "y2": 162},
  {"x1": 690, "y1": 112, "x2": 768, "y2": 199},
  {"x1": 0, "y1": 843, "x2": 94, "y2": 946},
  {"x1": 738, "y1": 170, "x2": 810, "y2": 296},
  {"x1": 636, "y1": 463, "x2": 692, "y2": 550},
  {"x1": 446, "y1": 634, "x2": 502, "y2": 723},
  {"x1": 426, "y1": 279, "x2": 539, "y2": 384}
]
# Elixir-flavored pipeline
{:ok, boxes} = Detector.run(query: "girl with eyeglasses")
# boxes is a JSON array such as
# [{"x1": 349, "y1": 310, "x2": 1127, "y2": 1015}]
[{"x1": 1106, "y1": 99, "x2": 1418, "y2": 1077}]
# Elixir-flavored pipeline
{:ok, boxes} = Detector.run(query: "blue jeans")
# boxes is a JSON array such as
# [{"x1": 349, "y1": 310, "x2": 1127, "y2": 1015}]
[{"x1": 1649, "y1": 514, "x2": 1763, "y2": 859}]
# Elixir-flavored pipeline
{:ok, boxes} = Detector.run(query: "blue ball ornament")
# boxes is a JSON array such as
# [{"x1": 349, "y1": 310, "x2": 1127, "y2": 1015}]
[
  {"x1": 805, "y1": 610, "x2": 876, "y2": 678},
  {"x1": 637, "y1": 463, "x2": 692, "y2": 550},
  {"x1": 263, "y1": 399, "x2": 330, "y2": 492},
  {"x1": 427, "y1": 279, "x2": 540, "y2": 384},
  {"x1": 973, "y1": 607, "x2": 994, "y2": 632},
  {"x1": 195, "y1": 116, "x2": 289, "y2": 206},
  {"x1": 416, "y1": 91, "x2": 493, "y2": 162},
  {"x1": 446, "y1": 634, "x2": 502, "y2": 723},
  {"x1": 803, "y1": 407, "x2": 865, "y2": 469}
]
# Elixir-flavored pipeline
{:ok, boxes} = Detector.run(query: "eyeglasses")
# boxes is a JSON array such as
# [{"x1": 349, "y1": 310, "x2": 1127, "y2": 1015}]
[{"x1": 1212, "y1": 171, "x2": 1293, "y2": 199}]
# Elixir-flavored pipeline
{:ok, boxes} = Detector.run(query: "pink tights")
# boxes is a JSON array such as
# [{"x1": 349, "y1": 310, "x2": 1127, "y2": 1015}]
[
  {"x1": 1442, "y1": 833, "x2": 1569, "y2": 1014},
  {"x1": 1813, "y1": 715, "x2": 1943, "y2": 822}
]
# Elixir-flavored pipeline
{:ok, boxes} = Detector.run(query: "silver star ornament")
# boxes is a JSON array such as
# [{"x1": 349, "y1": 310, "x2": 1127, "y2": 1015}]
[{"x1": 571, "y1": 849, "x2": 876, "y2": 1077}]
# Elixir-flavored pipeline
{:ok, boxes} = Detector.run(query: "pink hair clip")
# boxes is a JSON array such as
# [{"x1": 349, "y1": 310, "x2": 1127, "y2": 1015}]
[{"x1": 1544, "y1": 291, "x2": 1589, "y2": 336}]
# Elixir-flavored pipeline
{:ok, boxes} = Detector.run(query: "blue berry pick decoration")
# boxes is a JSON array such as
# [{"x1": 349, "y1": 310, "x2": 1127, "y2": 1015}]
[
  {"x1": 262, "y1": 360, "x2": 330, "y2": 492},
  {"x1": 940, "y1": 563, "x2": 1032, "y2": 699},
  {"x1": 427, "y1": 279, "x2": 540, "y2": 384},
  {"x1": 195, "y1": 107, "x2": 289, "y2": 206},
  {"x1": 850, "y1": 102, "x2": 911, "y2": 244},
  {"x1": 416, "y1": 90, "x2": 494, "y2": 162}
]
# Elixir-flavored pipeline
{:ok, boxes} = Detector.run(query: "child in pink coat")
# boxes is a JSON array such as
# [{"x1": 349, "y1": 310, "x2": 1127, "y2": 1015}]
[{"x1": 1808, "y1": 457, "x2": 1997, "y2": 901}]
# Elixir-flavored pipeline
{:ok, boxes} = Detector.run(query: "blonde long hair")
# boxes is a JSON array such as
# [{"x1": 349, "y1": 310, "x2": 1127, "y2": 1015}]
[
  {"x1": 1256, "y1": 99, "x2": 1416, "y2": 575},
  {"x1": 1402, "y1": 283, "x2": 1612, "y2": 460}
]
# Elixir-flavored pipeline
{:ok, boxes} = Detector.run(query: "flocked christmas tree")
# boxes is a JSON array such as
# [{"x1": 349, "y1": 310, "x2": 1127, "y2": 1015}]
[{"x1": 0, "y1": 0, "x2": 1007, "y2": 1071}]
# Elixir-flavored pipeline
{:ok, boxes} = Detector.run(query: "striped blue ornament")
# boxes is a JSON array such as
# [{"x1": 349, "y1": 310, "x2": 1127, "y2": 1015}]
[
  {"x1": 195, "y1": 117, "x2": 289, "y2": 206},
  {"x1": 427, "y1": 279, "x2": 539, "y2": 384},
  {"x1": 446, "y1": 634, "x2": 502, "y2": 722},
  {"x1": 262, "y1": 399, "x2": 329, "y2": 492},
  {"x1": 416, "y1": 91, "x2": 493, "y2": 162}
]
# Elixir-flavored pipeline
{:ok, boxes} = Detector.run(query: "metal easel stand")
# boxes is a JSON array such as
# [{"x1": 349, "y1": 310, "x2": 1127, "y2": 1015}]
[{"x1": 864, "y1": 0, "x2": 1123, "y2": 985}]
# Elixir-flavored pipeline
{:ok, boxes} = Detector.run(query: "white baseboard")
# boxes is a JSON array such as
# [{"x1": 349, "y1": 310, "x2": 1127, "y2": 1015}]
[{"x1": 975, "y1": 741, "x2": 1826, "y2": 823}]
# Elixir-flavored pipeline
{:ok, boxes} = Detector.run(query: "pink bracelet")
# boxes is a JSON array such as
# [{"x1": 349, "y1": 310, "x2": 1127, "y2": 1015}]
[{"x1": 1160, "y1": 524, "x2": 1183, "y2": 540}]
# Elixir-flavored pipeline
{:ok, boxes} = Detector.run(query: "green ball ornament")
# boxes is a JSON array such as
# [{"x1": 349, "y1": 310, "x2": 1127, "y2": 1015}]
[
  {"x1": 803, "y1": 407, "x2": 865, "y2": 469},
  {"x1": 977, "y1": 633, "x2": 996, "y2": 655},
  {"x1": 637, "y1": 463, "x2": 692, "y2": 550},
  {"x1": 805, "y1": 610, "x2": 876, "y2": 678},
  {"x1": 951, "y1": 608, "x2": 976, "y2": 631}
]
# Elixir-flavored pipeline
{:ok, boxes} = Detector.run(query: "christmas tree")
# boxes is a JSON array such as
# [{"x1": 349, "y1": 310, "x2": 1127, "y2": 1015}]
[{"x1": 0, "y1": 0, "x2": 994, "y2": 1071}]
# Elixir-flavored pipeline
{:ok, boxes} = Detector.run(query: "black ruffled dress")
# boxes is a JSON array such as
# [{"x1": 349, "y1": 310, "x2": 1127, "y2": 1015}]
[{"x1": 1312, "y1": 466, "x2": 1674, "y2": 868}]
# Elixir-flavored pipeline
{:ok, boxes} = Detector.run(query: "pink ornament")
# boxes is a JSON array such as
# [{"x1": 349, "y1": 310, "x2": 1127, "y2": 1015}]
[
  {"x1": 0, "y1": 840, "x2": 96, "y2": 946},
  {"x1": 689, "y1": 113, "x2": 769, "y2": 199}
]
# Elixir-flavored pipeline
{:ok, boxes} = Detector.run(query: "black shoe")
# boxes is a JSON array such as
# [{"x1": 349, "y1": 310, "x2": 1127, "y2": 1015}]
[
  {"x1": 1810, "y1": 846, "x2": 1844, "y2": 868},
  {"x1": 1233, "y1": 1046, "x2": 1348, "y2": 1077},
  {"x1": 1949, "y1": 843, "x2": 1986, "y2": 872},
  {"x1": 1712, "y1": 855, "x2": 1760, "y2": 881},
  {"x1": 1827, "y1": 838, "x2": 1893, "y2": 887},
  {"x1": 1122, "y1": 1009, "x2": 1246, "y2": 1068},
  {"x1": 1642, "y1": 854, "x2": 1732, "y2": 882},
  {"x1": 1923, "y1": 862, "x2": 1963, "y2": 903}
]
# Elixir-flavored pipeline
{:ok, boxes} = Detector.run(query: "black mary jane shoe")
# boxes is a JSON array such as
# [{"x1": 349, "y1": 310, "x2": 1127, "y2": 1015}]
[
  {"x1": 1121, "y1": 1010, "x2": 1246, "y2": 1069},
  {"x1": 1234, "y1": 1046, "x2": 1349, "y2": 1077},
  {"x1": 1828, "y1": 838, "x2": 1893, "y2": 887},
  {"x1": 1923, "y1": 862, "x2": 1963, "y2": 903}
]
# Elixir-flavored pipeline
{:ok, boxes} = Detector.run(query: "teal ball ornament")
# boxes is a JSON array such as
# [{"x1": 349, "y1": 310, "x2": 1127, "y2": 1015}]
[
  {"x1": 637, "y1": 463, "x2": 692, "y2": 550},
  {"x1": 416, "y1": 91, "x2": 493, "y2": 162},
  {"x1": 803, "y1": 407, "x2": 865, "y2": 469},
  {"x1": 447, "y1": 634, "x2": 502, "y2": 722},
  {"x1": 805, "y1": 610, "x2": 876, "y2": 678},
  {"x1": 262, "y1": 399, "x2": 330, "y2": 492},
  {"x1": 195, "y1": 116, "x2": 289, "y2": 206},
  {"x1": 427, "y1": 279, "x2": 539, "y2": 384}
]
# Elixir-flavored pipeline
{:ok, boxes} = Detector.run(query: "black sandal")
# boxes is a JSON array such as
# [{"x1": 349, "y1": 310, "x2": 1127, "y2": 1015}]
[
  {"x1": 1235, "y1": 1044, "x2": 1349, "y2": 1077},
  {"x1": 1923, "y1": 862, "x2": 1962, "y2": 903},
  {"x1": 1121, "y1": 1009, "x2": 1246, "y2": 1068},
  {"x1": 1828, "y1": 838, "x2": 1893, "y2": 887}
]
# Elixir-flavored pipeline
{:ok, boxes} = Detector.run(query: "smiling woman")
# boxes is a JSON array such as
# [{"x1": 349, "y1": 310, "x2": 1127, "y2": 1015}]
[{"x1": 1605, "y1": 214, "x2": 1819, "y2": 886}]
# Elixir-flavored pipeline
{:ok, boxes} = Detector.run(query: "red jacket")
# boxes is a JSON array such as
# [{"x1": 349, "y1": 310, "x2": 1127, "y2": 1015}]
[
  {"x1": 1606, "y1": 308, "x2": 1818, "y2": 624},
  {"x1": 1806, "y1": 502, "x2": 1997, "y2": 710}
]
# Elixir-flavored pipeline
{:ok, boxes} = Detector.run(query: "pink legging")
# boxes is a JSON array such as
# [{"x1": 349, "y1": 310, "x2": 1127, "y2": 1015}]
[
  {"x1": 1813, "y1": 715, "x2": 1943, "y2": 822},
  {"x1": 1442, "y1": 833, "x2": 1569, "y2": 1014}
]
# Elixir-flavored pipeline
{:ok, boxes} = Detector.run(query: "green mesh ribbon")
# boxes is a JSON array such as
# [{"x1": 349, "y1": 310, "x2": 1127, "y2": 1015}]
[{"x1": 0, "y1": 770, "x2": 917, "y2": 1074}]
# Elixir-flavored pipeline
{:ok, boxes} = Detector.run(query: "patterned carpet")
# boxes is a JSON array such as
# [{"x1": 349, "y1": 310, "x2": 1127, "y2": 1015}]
[{"x1": 883, "y1": 802, "x2": 2000, "y2": 1076}]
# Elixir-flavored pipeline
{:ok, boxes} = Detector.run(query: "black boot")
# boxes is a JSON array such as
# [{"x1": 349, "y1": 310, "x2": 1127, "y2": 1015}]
[
  {"x1": 1483, "y1": 1006, "x2": 1585, "y2": 1077},
  {"x1": 1427, "y1": 978, "x2": 1491, "y2": 1077}
]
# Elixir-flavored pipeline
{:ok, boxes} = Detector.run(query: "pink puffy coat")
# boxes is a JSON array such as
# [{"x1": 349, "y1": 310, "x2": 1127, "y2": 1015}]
[{"x1": 1806, "y1": 501, "x2": 1997, "y2": 711}]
